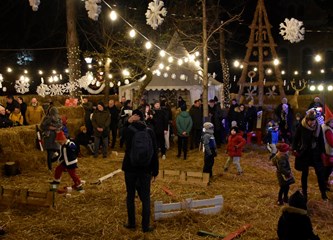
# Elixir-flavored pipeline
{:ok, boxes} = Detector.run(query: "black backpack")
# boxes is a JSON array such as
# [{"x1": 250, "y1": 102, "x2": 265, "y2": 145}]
[{"x1": 129, "y1": 125, "x2": 154, "y2": 167}]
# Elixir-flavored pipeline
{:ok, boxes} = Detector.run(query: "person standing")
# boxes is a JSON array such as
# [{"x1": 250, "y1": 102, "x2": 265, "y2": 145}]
[
  {"x1": 51, "y1": 131, "x2": 83, "y2": 191},
  {"x1": 189, "y1": 100, "x2": 203, "y2": 150},
  {"x1": 271, "y1": 143, "x2": 295, "y2": 205},
  {"x1": 122, "y1": 110, "x2": 158, "y2": 233},
  {"x1": 224, "y1": 126, "x2": 246, "y2": 175},
  {"x1": 40, "y1": 106, "x2": 62, "y2": 171},
  {"x1": 152, "y1": 101, "x2": 168, "y2": 159},
  {"x1": 26, "y1": 97, "x2": 45, "y2": 125},
  {"x1": 108, "y1": 99, "x2": 120, "y2": 149},
  {"x1": 292, "y1": 109, "x2": 328, "y2": 201},
  {"x1": 17, "y1": 97, "x2": 27, "y2": 125},
  {"x1": 5, "y1": 95, "x2": 20, "y2": 116},
  {"x1": 0, "y1": 105, "x2": 13, "y2": 128},
  {"x1": 321, "y1": 117, "x2": 333, "y2": 191},
  {"x1": 202, "y1": 122, "x2": 217, "y2": 178},
  {"x1": 92, "y1": 102, "x2": 111, "y2": 158},
  {"x1": 176, "y1": 105, "x2": 193, "y2": 160}
]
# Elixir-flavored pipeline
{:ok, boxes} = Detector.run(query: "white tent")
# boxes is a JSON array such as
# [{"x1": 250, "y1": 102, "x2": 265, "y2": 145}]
[{"x1": 119, "y1": 32, "x2": 223, "y2": 104}]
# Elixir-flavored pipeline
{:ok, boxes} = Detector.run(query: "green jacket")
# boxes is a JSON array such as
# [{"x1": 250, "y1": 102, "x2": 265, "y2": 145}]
[{"x1": 176, "y1": 111, "x2": 193, "y2": 137}]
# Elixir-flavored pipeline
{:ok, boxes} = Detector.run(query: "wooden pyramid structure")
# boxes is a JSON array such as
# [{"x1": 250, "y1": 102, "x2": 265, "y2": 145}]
[{"x1": 237, "y1": 0, "x2": 285, "y2": 105}]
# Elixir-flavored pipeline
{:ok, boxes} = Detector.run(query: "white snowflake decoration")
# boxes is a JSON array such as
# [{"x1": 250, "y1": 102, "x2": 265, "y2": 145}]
[
  {"x1": 62, "y1": 82, "x2": 78, "y2": 94},
  {"x1": 245, "y1": 88, "x2": 257, "y2": 100},
  {"x1": 85, "y1": 0, "x2": 102, "y2": 21},
  {"x1": 36, "y1": 83, "x2": 50, "y2": 97},
  {"x1": 49, "y1": 84, "x2": 64, "y2": 96},
  {"x1": 0, "y1": 74, "x2": 3, "y2": 88},
  {"x1": 279, "y1": 18, "x2": 305, "y2": 43},
  {"x1": 266, "y1": 86, "x2": 277, "y2": 98},
  {"x1": 77, "y1": 72, "x2": 94, "y2": 89},
  {"x1": 15, "y1": 78, "x2": 30, "y2": 94},
  {"x1": 29, "y1": 0, "x2": 40, "y2": 11},
  {"x1": 145, "y1": 0, "x2": 167, "y2": 30}
]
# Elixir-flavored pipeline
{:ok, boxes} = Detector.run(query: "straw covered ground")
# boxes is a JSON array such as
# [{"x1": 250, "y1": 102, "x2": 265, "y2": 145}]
[{"x1": 1, "y1": 143, "x2": 333, "y2": 240}]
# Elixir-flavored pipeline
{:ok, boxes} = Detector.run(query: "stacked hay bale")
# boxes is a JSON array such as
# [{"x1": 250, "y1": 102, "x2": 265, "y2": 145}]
[{"x1": 0, "y1": 125, "x2": 45, "y2": 173}]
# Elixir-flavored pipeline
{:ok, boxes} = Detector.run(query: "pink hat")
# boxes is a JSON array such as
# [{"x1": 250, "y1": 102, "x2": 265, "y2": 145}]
[{"x1": 276, "y1": 143, "x2": 290, "y2": 153}]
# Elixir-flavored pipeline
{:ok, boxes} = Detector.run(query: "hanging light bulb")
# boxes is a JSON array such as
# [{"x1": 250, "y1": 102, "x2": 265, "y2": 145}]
[
  {"x1": 110, "y1": 10, "x2": 117, "y2": 21},
  {"x1": 168, "y1": 56, "x2": 173, "y2": 63},
  {"x1": 124, "y1": 79, "x2": 130, "y2": 85},
  {"x1": 108, "y1": 74, "x2": 113, "y2": 79},
  {"x1": 7, "y1": 67, "x2": 12, "y2": 73},
  {"x1": 145, "y1": 41, "x2": 152, "y2": 49},
  {"x1": 159, "y1": 50, "x2": 166, "y2": 57},
  {"x1": 166, "y1": 66, "x2": 170, "y2": 71},
  {"x1": 129, "y1": 29, "x2": 136, "y2": 38},
  {"x1": 122, "y1": 69, "x2": 130, "y2": 77},
  {"x1": 52, "y1": 70, "x2": 57, "y2": 74},
  {"x1": 38, "y1": 70, "x2": 43, "y2": 75},
  {"x1": 110, "y1": 82, "x2": 114, "y2": 87},
  {"x1": 117, "y1": 81, "x2": 121, "y2": 86},
  {"x1": 158, "y1": 63, "x2": 164, "y2": 69},
  {"x1": 177, "y1": 59, "x2": 183, "y2": 65}
]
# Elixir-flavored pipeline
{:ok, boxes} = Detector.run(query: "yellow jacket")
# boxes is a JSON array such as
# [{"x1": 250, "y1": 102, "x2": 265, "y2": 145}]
[{"x1": 9, "y1": 112, "x2": 23, "y2": 126}]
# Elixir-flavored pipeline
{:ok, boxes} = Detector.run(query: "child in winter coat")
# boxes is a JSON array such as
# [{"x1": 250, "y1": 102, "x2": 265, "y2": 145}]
[
  {"x1": 224, "y1": 126, "x2": 246, "y2": 175},
  {"x1": 267, "y1": 122, "x2": 279, "y2": 159},
  {"x1": 277, "y1": 190, "x2": 320, "y2": 240},
  {"x1": 74, "y1": 125, "x2": 94, "y2": 156},
  {"x1": 271, "y1": 143, "x2": 295, "y2": 205},
  {"x1": 202, "y1": 122, "x2": 217, "y2": 178},
  {"x1": 51, "y1": 131, "x2": 83, "y2": 191}
]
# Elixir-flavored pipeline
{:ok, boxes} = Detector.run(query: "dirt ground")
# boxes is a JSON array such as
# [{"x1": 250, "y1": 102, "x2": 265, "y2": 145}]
[{"x1": 0, "y1": 142, "x2": 333, "y2": 240}]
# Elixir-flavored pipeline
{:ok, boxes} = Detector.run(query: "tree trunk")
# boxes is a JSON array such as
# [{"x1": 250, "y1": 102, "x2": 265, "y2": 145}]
[
  {"x1": 104, "y1": 58, "x2": 111, "y2": 101},
  {"x1": 136, "y1": 70, "x2": 153, "y2": 100},
  {"x1": 66, "y1": 0, "x2": 81, "y2": 96},
  {"x1": 202, "y1": 0, "x2": 209, "y2": 121},
  {"x1": 219, "y1": 28, "x2": 230, "y2": 109}
]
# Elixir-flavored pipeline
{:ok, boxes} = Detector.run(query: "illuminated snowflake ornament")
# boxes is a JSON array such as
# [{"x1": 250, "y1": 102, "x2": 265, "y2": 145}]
[
  {"x1": 29, "y1": 0, "x2": 40, "y2": 11},
  {"x1": 279, "y1": 18, "x2": 305, "y2": 43},
  {"x1": 85, "y1": 0, "x2": 102, "y2": 21},
  {"x1": 77, "y1": 72, "x2": 94, "y2": 89},
  {"x1": 49, "y1": 84, "x2": 64, "y2": 96},
  {"x1": 62, "y1": 82, "x2": 78, "y2": 94},
  {"x1": 266, "y1": 86, "x2": 277, "y2": 98},
  {"x1": 145, "y1": 0, "x2": 167, "y2": 30},
  {"x1": 15, "y1": 76, "x2": 30, "y2": 94},
  {"x1": 36, "y1": 83, "x2": 50, "y2": 97}
]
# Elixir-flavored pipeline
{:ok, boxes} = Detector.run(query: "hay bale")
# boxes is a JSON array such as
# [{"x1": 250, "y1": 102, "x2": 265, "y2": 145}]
[{"x1": 58, "y1": 106, "x2": 85, "y2": 119}]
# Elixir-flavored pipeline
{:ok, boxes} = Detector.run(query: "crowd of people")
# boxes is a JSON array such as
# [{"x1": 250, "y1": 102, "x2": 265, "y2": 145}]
[{"x1": 0, "y1": 93, "x2": 331, "y2": 238}]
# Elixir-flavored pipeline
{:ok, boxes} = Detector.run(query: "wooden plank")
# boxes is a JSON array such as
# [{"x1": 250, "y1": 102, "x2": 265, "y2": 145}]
[
  {"x1": 186, "y1": 171, "x2": 203, "y2": 178},
  {"x1": 164, "y1": 170, "x2": 181, "y2": 176},
  {"x1": 180, "y1": 171, "x2": 186, "y2": 181},
  {"x1": 193, "y1": 206, "x2": 223, "y2": 215},
  {"x1": 202, "y1": 173, "x2": 210, "y2": 184},
  {"x1": 222, "y1": 224, "x2": 252, "y2": 240},
  {"x1": 154, "y1": 201, "x2": 183, "y2": 212},
  {"x1": 28, "y1": 191, "x2": 48, "y2": 199},
  {"x1": 155, "y1": 211, "x2": 182, "y2": 220},
  {"x1": 19, "y1": 189, "x2": 28, "y2": 204},
  {"x1": 187, "y1": 195, "x2": 223, "y2": 208}
]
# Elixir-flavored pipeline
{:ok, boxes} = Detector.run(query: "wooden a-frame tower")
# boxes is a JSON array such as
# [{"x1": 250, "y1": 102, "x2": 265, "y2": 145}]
[{"x1": 237, "y1": 0, "x2": 285, "y2": 105}]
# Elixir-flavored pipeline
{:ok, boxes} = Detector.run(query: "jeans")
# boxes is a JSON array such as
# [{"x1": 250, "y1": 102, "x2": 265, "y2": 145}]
[
  {"x1": 94, "y1": 136, "x2": 108, "y2": 157},
  {"x1": 125, "y1": 172, "x2": 151, "y2": 231},
  {"x1": 203, "y1": 152, "x2": 215, "y2": 177},
  {"x1": 224, "y1": 156, "x2": 242, "y2": 173},
  {"x1": 177, "y1": 136, "x2": 188, "y2": 159}
]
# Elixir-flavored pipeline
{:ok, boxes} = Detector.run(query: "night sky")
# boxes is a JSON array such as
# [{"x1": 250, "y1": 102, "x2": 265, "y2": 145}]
[{"x1": 0, "y1": 0, "x2": 332, "y2": 95}]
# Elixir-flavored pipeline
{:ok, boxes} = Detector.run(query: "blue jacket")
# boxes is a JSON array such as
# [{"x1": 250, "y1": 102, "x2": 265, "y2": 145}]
[{"x1": 57, "y1": 140, "x2": 78, "y2": 169}]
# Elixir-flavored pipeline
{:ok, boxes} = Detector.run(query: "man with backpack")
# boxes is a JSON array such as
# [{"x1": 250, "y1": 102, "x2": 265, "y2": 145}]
[{"x1": 122, "y1": 109, "x2": 159, "y2": 233}]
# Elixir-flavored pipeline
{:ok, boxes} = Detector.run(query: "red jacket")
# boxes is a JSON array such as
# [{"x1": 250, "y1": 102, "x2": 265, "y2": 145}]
[{"x1": 227, "y1": 133, "x2": 246, "y2": 157}]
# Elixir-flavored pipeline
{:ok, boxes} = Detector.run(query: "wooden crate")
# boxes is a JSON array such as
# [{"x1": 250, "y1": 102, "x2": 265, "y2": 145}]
[
  {"x1": 154, "y1": 195, "x2": 223, "y2": 220},
  {"x1": 0, "y1": 186, "x2": 53, "y2": 207},
  {"x1": 158, "y1": 170, "x2": 210, "y2": 186}
]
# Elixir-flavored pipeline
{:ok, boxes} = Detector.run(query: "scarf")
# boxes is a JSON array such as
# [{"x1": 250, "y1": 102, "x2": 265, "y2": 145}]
[{"x1": 301, "y1": 118, "x2": 320, "y2": 149}]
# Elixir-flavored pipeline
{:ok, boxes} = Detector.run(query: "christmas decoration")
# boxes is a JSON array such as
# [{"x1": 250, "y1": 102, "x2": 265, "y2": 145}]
[
  {"x1": 49, "y1": 84, "x2": 64, "y2": 96},
  {"x1": 29, "y1": 0, "x2": 40, "y2": 11},
  {"x1": 266, "y1": 86, "x2": 277, "y2": 98},
  {"x1": 86, "y1": 83, "x2": 106, "y2": 94},
  {"x1": 85, "y1": 0, "x2": 102, "y2": 21},
  {"x1": 14, "y1": 77, "x2": 30, "y2": 94},
  {"x1": 62, "y1": 82, "x2": 78, "y2": 94},
  {"x1": 145, "y1": 0, "x2": 167, "y2": 30},
  {"x1": 77, "y1": 72, "x2": 94, "y2": 89},
  {"x1": 245, "y1": 88, "x2": 257, "y2": 100},
  {"x1": 36, "y1": 83, "x2": 50, "y2": 97},
  {"x1": 279, "y1": 18, "x2": 305, "y2": 43}
]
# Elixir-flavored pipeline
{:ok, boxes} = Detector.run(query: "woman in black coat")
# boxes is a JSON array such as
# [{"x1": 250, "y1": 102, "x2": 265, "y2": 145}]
[{"x1": 292, "y1": 109, "x2": 327, "y2": 201}]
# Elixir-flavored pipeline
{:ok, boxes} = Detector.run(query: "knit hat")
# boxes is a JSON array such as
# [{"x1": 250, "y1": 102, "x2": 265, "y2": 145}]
[
  {"x1": 289, "y1": 190, "x2": 307, "y2": 210},
  {"x1": 231, "y1": 121, "x2": 238, "y2": 127},
  {"x1": 230, "y1": 126, "x2": 239, "y2": 133},
  {"x1": 132, "y1": 109, "x2": 144, "y2": 121},
  {"x1": 55, "y1": 131, "x2": 67, "y2": 141},
  {"x1": 203, "y1": 122, "x2": 214, "y2": 130},
  {"x1": 305, "y1": 109, "x2": 317, "y2": 121},
  {"x1": 276, "y1": 143, "x2": 290, "y2": 153},
  {"x1": 97, "y1": 101, "x2": 105, "y2": 108},
  {"x1": 180, "y1": 104, "x2": 187, "y2": 111}
]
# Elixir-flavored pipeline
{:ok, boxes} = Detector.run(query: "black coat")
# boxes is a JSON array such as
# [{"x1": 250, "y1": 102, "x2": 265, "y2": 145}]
[
  {"x1": 189, "y1": 105, "x2": 203, "y2": 130},
  {"x1": 121, "y1": 121, "x2": 159, "y2": 177},
  {"x1": 292, "y1": 120, "x2": 324, "y2": 171},
  {"x1": 277, "y1": 206, "x2": 320, "y2": 240}
]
